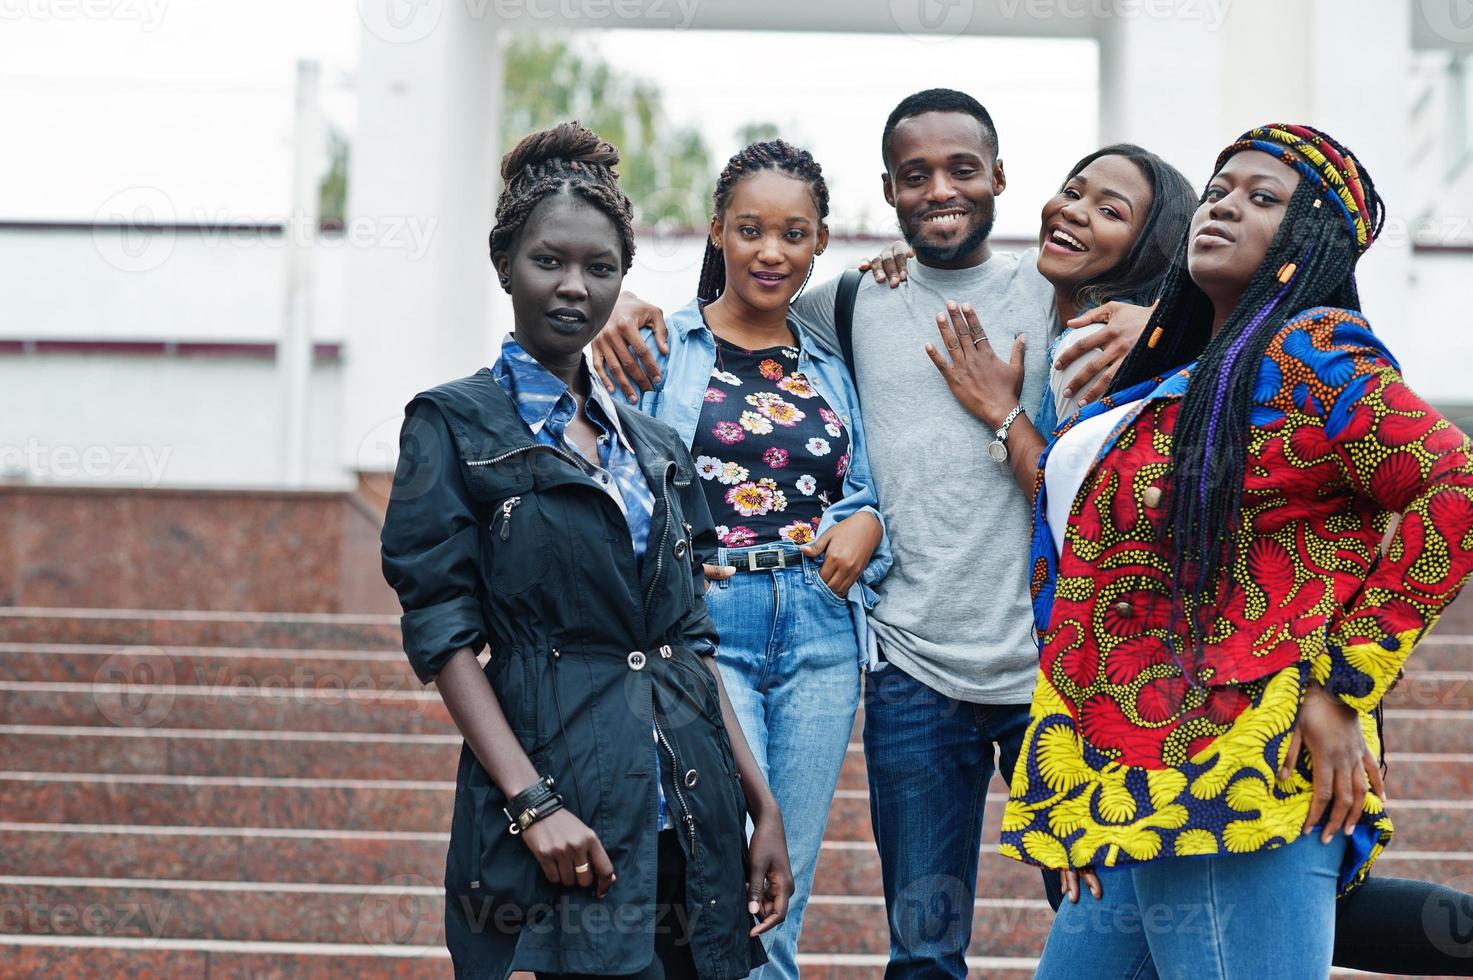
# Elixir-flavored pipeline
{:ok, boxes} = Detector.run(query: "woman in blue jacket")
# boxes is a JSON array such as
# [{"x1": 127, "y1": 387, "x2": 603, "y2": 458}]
[{"x1": 598, "y1": 141, "x2": 891, "y2": 980}]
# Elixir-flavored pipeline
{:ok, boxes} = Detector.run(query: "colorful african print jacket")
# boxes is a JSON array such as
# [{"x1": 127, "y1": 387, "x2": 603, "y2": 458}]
[{"x1": 1001, "y1": 307, "x2": 1473, "y2": 894}]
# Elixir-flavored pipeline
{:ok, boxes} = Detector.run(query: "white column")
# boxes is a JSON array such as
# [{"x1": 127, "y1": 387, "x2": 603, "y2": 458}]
[
  {"x1": 1305, "y1": 0, "x2": 1413, "y2": 348},
  {"x1": 1099, "y1": 0, "x2": 1414, "y2": 338},
  {"x1": 280, "y1": 59, "x2": 321, "y2": 487},
  {"x1": 342, "y1": 5, "x2": 503, "y2": 481},
  {"x1": 1096, "y1": 7, "x2": 1230, "y2": 185}
]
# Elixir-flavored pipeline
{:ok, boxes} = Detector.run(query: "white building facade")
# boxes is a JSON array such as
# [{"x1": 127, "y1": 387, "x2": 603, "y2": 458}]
[{"x1": 4, "y1": 0, "x2": 1470, "y2": 492}]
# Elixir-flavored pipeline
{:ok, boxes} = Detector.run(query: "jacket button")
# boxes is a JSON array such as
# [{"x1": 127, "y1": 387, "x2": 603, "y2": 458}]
[
  {"x1": 684, "y1": 769, "x2": 699, "y2": 788},
  {"x1": 673, "y1": 539, "x2": 689, "y2": 559},
  {"x1": 1114, "y1": 601, "x2": 1133, "y2": 617},
  {"x1": 627, "y1": 651, "x2": 646, "y2": 671},
  {"x1": 1142, "y1": 486, "x2": 1162, "y2": 508}
]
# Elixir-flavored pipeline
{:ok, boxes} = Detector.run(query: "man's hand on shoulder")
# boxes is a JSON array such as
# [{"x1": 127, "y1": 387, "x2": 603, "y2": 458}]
[{"x1": 591, "y1": 291, "x2": 667, "y2": 403}]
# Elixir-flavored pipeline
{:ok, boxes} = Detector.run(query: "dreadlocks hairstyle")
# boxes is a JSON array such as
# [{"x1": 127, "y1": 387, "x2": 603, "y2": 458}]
[
  {"x1": 488, "y1": 121, "x2": 636, "y2": 290},
  {"x1": 1108, "y1": 124, "x2": 1385, "y2": 668},
  {"x1": 695, "y1": 140, "x2": 830, "y2": 304},
  {"x1": 1062, "y1": 144, "x2": 1195, "y2": 311}
]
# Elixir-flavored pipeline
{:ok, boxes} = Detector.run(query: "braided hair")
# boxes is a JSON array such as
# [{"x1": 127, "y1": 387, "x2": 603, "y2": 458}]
[
  {"x1": 1108, "y1": 124, "x2": 1385, "y2": 669},
  {"x1": 488, "y1": 121, "x2": 636, "y2": 288},
  {"x1": 696, "y1": 140, "x2": 830, "y2": 303}
]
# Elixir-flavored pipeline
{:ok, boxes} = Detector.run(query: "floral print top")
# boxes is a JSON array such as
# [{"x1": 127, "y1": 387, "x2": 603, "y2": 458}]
[{"x1": 693, "y1": 337, "x2": 851, "y2": 549}]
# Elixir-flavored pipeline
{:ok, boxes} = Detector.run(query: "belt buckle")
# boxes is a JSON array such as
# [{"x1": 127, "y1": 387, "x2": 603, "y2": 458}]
[{"x1": 747, "y1": 549, "x2": 786, "y2": 572}]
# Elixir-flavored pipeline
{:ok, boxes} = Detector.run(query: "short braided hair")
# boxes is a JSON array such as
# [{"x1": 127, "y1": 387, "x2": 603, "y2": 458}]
[
  {"x1": 489, "y1": 121, "x2": 635, "y2": 287},
  {"x1": 1109, "y1": 124, "x2": 1385, "y2": 664},
  {"x1": 696, "y1": 140, "x2": 830, "y2": 304}
]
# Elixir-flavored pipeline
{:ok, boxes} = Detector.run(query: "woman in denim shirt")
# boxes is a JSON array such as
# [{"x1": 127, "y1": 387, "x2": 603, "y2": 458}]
[{"x1": 600, "y1": 141, "x2": 890, "y2": 980}]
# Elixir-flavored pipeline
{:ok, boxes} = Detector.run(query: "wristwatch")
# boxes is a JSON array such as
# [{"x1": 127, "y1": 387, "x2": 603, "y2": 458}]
[{"x1": 988, "y1": 405, "x2": 1026, "y2": 462}]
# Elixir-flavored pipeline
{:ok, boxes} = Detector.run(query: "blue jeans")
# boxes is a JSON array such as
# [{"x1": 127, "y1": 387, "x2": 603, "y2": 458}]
[
  {"x1": 705, "y1": 543, "x2": 862, "y2": 980},
  {"x1": 1036, "y1": 832, "x2": 1348, "y2": 980},
  {"x1": 862, "y1": 659, "x2": 1061, "y2": 979}
]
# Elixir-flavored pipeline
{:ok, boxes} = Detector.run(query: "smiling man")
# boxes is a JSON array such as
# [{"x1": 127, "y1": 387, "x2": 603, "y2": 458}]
[
  {"x1": 787, "y1": 90, "x2": 1063, "y2": 978},
  {"x1": 590, "y1": 88, "x2": 1146, "y2": 977}
]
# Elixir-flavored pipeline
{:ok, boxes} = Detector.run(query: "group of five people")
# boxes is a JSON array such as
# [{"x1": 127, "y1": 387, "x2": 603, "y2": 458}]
[{"x1": 380, "y1": 88, "x2": 1473, "y2": 979}]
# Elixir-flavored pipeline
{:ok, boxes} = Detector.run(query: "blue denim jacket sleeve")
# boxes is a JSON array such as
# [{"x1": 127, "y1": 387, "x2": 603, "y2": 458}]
[
  {"x1": 805, "y1": 343, "x2": 891, "y2": 609},
  {"x1": 633, "y1": 325, "x2": 673, "y2": 421}
]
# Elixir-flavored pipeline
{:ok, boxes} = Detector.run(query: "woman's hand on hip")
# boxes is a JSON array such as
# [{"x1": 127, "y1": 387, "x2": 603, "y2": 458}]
[
  {"x1": 701, "y1": 563, "x2": 736, "y2": 593},
  {"x1": 521, "y1": 809, "x2": 616, "y2": 898},
  {"x1": 746, "y1": 809, "x2": 794, "y2": 936},
  {"x1": 1060, "y1": 866, "x2": 1102, "y2": 903},
  {"x1": 1282, "y1": 681, "x2": 1387, "y2": 843},
  {"x1": 799, "y1": 510, "x2": 882, "y2": 597},
  {"x1": 924, "y1": 301, "x2": 1026, "y2": 429}
]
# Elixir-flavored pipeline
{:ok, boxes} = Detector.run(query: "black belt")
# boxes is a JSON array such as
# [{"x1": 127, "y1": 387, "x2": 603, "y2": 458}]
[{"x1": 730, "y1": 548, "x2": 798, "y2": 573}]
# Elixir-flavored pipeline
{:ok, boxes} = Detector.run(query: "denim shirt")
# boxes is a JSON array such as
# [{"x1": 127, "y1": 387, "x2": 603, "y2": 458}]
[
  {"x1": 636, "y1": 298, "x2": 893, "y2": 662},
  {"x1": 491, "y1": 337, "x2": 655, "y2": 560}
]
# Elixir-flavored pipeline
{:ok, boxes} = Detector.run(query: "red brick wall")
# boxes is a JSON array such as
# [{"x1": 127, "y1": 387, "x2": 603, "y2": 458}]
[{"x1": 0, "y1": 485, "x2": 398, "y2": 614}]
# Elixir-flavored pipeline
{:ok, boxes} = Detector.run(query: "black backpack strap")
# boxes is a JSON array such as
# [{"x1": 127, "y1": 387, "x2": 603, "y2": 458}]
[{"x1": 834, "y1": 268, "x2": 864, "y2": 387}]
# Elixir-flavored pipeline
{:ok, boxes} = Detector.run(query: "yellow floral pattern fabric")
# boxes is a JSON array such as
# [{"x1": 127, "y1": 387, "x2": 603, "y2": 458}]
[{"x1": 1001, "y1": 308, "x2": 1473, "y2": 894}]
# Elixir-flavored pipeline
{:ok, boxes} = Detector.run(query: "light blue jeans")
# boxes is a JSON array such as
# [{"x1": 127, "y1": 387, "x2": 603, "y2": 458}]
[
  {"x1": 705, "y1": 542, "x2": 862, "y2": 980},
  {"x1": 1035, "y1": 832, "x2": 1348, "y2": 980}
]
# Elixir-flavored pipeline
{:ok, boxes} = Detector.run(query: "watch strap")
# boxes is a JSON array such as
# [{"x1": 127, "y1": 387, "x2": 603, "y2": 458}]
[{"x1": 995, "y1": 404, "x2": 1025, "y2": 441}]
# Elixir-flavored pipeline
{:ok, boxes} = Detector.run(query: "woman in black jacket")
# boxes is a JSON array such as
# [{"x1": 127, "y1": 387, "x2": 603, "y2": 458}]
[{"x1": 381, "y1": 121, "x2": 793, "y2": 980}]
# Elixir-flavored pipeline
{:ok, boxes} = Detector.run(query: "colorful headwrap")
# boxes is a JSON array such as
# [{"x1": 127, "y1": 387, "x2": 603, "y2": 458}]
[{"x1": 1214, "y1": 124, "x2": 1378, "y2": 253}]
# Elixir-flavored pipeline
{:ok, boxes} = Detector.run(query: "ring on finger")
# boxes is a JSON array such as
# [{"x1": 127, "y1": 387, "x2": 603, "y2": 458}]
[{"x1": 574, "y1": 862, "x2": 591, "y2": 874}]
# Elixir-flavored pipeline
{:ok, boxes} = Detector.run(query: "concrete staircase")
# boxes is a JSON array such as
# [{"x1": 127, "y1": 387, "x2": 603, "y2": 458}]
[{"x1": 1, "y1": 604, "x2": 1469, "y2": 978}]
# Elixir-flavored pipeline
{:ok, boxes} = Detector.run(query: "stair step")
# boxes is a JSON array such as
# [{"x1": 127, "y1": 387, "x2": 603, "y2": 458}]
[
  {"x1": 6, "y1": 823, "x2": 1463, "y2": 902},
  {"x1": 0, "y1": 937, "x2": 447, "y2": 979},
  {"x1": 0, "y1": 727, "x2": 461, "y2": 780},
  {"x1": 0, "y1": 685, "x2": 453, "y2": 734},
  {"x1": 0, "y1": 609, "x2": 400, "y2": 651},
  {"x1": 2, "y1": 777, "x2": 1466, "y2": 855},
  {"x1": 0, "y1": 878, "x2": 1052, "y2": 956},
  {"x1": 0, "y1": 643, "x2": 416, "y2": 690}
]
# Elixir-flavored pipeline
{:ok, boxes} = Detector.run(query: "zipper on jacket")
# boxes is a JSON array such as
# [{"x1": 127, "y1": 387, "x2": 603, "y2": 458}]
[
  {"x1": 643, "y1": 461, "x2": 676, "y2": 612},
  {"x1": 466, "y1": 442, "x2": 594, "y2": 476},
  {"x1": 653, "y1": 713, "x2": 696, "y2": 844},
  {"x1": 495, "y1": 496, "x2": 522, "y2": 540}
]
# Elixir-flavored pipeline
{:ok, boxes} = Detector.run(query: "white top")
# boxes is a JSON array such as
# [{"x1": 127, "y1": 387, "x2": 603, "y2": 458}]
[
  {"x1": 1049, "y1": 321, "x2": 1109, "y2": 424},
  {"x1": 1044, "y1": 399, "x2": 1141, "y2": 556}
]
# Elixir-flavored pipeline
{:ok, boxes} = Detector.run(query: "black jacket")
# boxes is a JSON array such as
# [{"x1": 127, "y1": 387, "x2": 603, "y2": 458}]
[{"x1": 380, "y1": 368, "x2": 765, "y2": 979}]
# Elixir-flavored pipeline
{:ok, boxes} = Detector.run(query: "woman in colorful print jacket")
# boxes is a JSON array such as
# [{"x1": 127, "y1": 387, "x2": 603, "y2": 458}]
[{"x1": 998, "y1": 125, "x2": 1473, "y2": 977}]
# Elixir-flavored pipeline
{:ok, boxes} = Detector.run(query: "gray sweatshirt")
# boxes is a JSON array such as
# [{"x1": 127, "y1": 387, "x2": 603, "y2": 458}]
[{"x1": 795, "y1": 248, "x2": 1056, "y2": 704}]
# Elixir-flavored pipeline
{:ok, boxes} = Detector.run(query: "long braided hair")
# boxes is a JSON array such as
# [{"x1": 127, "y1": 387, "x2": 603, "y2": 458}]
[
  {"x1": 696, "y1": 140, "x2": 830, "y2": 303},
  {"x1": 489, "y1": 121, "x2": 636, "y2": 287},
  {"x1": 1108, "y1": 124, "x2": 1385, "y2": 668}
]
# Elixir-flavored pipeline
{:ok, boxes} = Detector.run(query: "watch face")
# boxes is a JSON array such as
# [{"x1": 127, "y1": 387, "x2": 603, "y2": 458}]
[{"x1": 988, "y1": 440, "x2": 1008, "y2": 462}]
